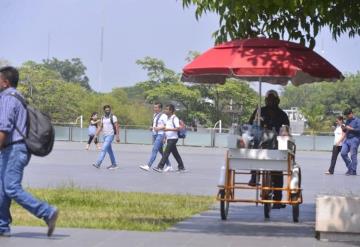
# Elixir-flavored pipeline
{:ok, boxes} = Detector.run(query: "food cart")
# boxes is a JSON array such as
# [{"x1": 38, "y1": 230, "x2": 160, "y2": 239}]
[{"x1": 217, "y1": 125, "x2": 302, "y2": 222}]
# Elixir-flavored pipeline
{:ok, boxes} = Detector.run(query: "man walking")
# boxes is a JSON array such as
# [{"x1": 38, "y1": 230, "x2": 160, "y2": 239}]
[
  {"x1": 341, "y1": 108, "x2": 360, "y2": 175},
  {"x1": 153, "y1": 104, "x2": 186, "y2": 173},
  {"x1": 92, "y1": 105, "x2": 120, "y2": 169},
  {"x1": 139, "y1": 102, "x2": 172, "y2": 172},
  {"x1": 0, "y1": 66, "x2": 58, "y2": 237}
]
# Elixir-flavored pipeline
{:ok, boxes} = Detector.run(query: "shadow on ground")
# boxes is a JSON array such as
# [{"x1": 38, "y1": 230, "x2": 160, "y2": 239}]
[{"x1": 169, "y1": 203, "x2": 316, "y2": 238}]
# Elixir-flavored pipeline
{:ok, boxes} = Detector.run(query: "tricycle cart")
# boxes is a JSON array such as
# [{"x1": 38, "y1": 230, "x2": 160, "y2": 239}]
[{"x1": 217, "y1": 140, "x2": 302, "y2": 222}]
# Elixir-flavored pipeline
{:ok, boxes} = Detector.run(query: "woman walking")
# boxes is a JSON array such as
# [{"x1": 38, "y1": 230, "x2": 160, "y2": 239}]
[
  {"x1": 86, "y1": 112, "x2": 101, "y2": 150},
  {"x1": 325, "y1": 116, "x2": 346, "y2": 174}
]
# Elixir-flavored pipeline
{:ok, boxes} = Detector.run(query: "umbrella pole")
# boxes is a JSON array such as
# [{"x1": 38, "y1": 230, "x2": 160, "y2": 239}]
[{"x1": 257, "y1": 79, "x2": 262, "y2": 126}]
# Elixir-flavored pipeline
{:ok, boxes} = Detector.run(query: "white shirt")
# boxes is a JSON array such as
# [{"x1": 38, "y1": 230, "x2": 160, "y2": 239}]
[
  {"x1": 102, "y1": 114, "x2": 118, "y2": 136},
  {"x1": 334, "y1": 125, "x2": 344, "y2": 146},
  {"x1": 165, "y1": 115, "x2": 179, "y2": 139},
  {"x1": 152, "y1": 112, "x2": 167, "y2": 135}
]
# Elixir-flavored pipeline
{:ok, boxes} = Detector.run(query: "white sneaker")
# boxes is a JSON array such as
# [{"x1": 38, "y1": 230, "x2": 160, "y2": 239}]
[
  {"x1": 164, "y1": 166, "x2": 174, "y2": 172},
  {"x1": 139, "y1": 164, "x2": 150, "y2": 171},
  {"x1": 163, "y1": 166, "x2": 171, "y2": 172}
]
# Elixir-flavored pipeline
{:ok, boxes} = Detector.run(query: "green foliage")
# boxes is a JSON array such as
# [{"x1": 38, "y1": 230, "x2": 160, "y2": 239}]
[
  {"x1": 137, "y1": 56, "x2": 259, "y2": 127},
  {"x1": 43, "y1": 58, "x2": 92, "y2": 91},
  {"x1": 17, "y1": 60, "x2": 151, "y2": 125},
  {"x1": 136, "y1": 56, "x2": 180, "y2": 90},
  {"x1": 182, "y1": 0, "x2": 360, "y2": 49},
  {"x1": 281, "y1": 73, "x2": 360, "y2": 131}
]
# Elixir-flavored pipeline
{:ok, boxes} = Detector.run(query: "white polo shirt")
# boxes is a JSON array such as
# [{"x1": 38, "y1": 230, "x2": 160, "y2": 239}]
[
  {"x1": 102, "y1": 114, "x2": 118, "y2": 136},
  {"x1": 152, "y1": 113, "x2": 167, "y2": 135},
  {"x1": 165, "y1": 115, "x2": 179, "y2": 140}
]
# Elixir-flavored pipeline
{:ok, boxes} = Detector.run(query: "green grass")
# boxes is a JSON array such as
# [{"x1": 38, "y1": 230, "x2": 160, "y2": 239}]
[{"x1": 11, "y1": 187, "x2": 215, "y2": 231}]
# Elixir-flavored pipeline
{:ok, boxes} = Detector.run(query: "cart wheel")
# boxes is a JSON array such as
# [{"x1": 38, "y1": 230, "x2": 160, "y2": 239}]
[
  {"x1": 291, "y1": 194, "x2": 300, "y2": 223},
  {"x1": 219, "y1": 189, "x2": 229, "y2": 220}
]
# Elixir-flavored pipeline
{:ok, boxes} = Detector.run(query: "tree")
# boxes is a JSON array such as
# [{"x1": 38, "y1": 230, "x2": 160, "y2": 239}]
[
  {"x1": 43, "y1": 58, "x2": 92, "y2": 90},
  {"x1": 182, "y1": 0, "x2": 360, "y2": 49},
  {"x1": 136, "y1": 57, "x2": 179, "y2": 90},
  {"x1": 281, "y1": 73, "x2": 360, "y2": 131}
]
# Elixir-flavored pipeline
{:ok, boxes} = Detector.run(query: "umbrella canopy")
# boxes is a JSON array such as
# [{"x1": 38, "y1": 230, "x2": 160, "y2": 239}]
[{"x1": 181, "y1": 38, "x2": 344, "y2": 86}]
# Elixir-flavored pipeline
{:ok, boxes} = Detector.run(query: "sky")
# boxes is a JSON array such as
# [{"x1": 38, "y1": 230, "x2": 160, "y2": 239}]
[{"x1": 1, "y1": 0, "x2": 360, "y2": 93}]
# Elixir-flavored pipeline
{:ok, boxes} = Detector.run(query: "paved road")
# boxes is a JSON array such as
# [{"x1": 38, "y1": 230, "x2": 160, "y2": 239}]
[{"x1": 1, "y1": 142, "x2": 359, "y2": 246}]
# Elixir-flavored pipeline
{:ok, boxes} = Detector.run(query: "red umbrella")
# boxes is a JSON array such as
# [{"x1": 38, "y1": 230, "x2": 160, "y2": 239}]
[{"x1": 181, "y1": 37, "x2": 344, "y2": 86}]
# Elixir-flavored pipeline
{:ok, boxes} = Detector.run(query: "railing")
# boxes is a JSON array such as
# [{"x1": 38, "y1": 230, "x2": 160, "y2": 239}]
[{"x1": 54, "y1": 125, "x2": 336, "y2": 151}]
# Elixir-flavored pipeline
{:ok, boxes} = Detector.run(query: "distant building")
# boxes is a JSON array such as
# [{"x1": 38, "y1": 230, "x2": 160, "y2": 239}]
[{"x1": 284, "y1": 107, "x2": 306, "y2": 135}]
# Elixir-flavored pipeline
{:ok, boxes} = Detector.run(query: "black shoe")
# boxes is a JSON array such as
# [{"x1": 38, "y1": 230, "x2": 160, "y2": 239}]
[
  {"x1": 46, "y1": 208, "x2": 59, "y2": 237},
  {"x1": 248, "y1": 179, "x2": 257, "y2": 186},
  {"x1": 153, "y1": 167, "x2": 163, "y2": 173},
  {"x1": 272, "y1": 204, "x2": 286, "y2": 209}
]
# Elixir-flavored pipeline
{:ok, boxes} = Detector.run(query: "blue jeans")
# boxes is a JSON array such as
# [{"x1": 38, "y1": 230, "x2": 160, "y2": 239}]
[
  {"x1": 147, "y1": 134, "x2": 170, "y2": 168},
  {"x1": 0, "y1": 143, "x2": 56, "y2": 233},
  {"x1": 96, "y1": 135, "x2": 117, "y2": 166},
  {"x1": 341, "y1": 137, "x2": 360, "y2": 173}
]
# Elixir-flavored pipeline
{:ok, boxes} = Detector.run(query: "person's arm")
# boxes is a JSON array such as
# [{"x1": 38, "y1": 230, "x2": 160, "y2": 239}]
[
  {"x1": 154, "y1": 114, "x2": 166, "y2": 131},
  {"x1": 248, "y1": 108, "x2": 257, "y2": 124},
  {"x1": 115, "y1": 122, "x2": 120, "y2": 143},
  {"x1": 0, "y1": 131, "x2": 7, "y2": 150},
  {"x1": 95, "y1": 120, "x2": 103, "y2": 137},
  {"x1": 345, "y1": 119, "x2": 360, "y2": 133},
  {"x1": 336, "y1": 130, "x2": 346, "y2": 146}
]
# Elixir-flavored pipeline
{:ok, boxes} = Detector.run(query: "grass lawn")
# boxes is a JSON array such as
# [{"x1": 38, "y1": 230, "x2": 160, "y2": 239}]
[{"x1": 11, "y1": 187, "x2": 215, "y2": 231}]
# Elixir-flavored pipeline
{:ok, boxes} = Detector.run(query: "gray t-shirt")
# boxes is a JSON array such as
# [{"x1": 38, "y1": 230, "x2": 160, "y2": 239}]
[{"x1": 102, "y1": 114, "x2": 118, "y2": 136}]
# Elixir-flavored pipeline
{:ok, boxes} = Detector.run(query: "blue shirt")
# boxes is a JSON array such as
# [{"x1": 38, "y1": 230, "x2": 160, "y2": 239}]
[
  {"x1": 0, "y1": 87, "x2": 27, "y2": 145},
  {"x1": 345, "y1": 117, "x2": 360, "y2": 139}
]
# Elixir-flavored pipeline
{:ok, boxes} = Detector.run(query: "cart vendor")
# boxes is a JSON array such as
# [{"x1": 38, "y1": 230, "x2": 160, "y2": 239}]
[{"x1": 248, "y1": 90, "x2": 290, "y2": 209}]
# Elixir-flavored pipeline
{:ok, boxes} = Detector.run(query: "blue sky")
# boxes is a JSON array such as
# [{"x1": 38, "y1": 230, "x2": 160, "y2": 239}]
[{"x1": 1, "y1": 0, "x2": 360, "y2": 92}]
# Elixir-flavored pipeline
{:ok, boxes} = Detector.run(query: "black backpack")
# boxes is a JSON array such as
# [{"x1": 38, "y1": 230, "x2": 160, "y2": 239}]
[{"x1": 10, "y1": 93, "x2": 55, "y2": 157}]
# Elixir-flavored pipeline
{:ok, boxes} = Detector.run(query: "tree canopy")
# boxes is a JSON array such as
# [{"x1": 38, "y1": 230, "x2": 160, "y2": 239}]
[
  {"x1": 17, "y1": 60, "x2": 151, "y2": 126},
  {"x1": 43, "y1": 58, "x2": 92, "y2": 91},
  {"x1": 182, "y1": 0, "x2": 360, "y2": 48}
]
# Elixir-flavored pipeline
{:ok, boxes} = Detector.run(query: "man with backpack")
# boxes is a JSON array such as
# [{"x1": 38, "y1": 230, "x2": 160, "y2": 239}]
[
  {"x1": 92, "y1": 105, "x2": 120, "y2": 169},
  {"x1": 139, "y1": 102, "x2": 172, "y2": 172},
  {"x1": 153, "y1": 104, "x2": 187, "y2": 173},
  {"x1": 0, "y1": 66, "x2": 58, "y2": 237}
]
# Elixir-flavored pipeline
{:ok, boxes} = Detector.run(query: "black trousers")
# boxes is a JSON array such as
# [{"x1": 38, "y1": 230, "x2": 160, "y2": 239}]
[
  {"x1": 157, "y1": 139, "x2": 184, "y2": 169},
  {"x1": 271, "y1": 171, "x2": 283, "y2": 201},
  {"x1": 87, "y1": 135, "x2": 98, "y2": 145},
  {"x1": 328, "y1": 145, "x2": 342, "y2": 174}
]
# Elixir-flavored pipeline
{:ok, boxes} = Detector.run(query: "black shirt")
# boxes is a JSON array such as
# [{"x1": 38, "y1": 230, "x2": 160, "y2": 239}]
[{"x1": 249, "y1": 106, "x2": 290, "y2": 133}]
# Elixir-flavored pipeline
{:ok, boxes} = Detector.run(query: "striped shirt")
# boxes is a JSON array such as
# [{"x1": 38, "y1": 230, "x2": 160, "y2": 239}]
[{"x1": 0, "y1": 87, "x2": 27, "y2": 146}]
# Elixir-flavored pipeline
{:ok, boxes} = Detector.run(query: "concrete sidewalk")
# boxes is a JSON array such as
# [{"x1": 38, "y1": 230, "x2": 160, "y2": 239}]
[{"x1": 1, "y1": 142, "x2": 359, "y2": 246}]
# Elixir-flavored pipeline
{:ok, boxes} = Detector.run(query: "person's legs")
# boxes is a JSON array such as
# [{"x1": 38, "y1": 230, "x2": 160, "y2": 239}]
[
  {"x1": 3, "y1": 145, "x2": 55, "y2": 223},
  {"x1": 348, "y1": 138, "x2": 360, "y2": 174},
  {"x1": 272, "y1": 171, "x2": 283, "y2": 201},
  {"x1": 341, "y1": 140, "x2": 351, "y2": 171},
  {"x1": 147, "y1": 134, "x2": 163, "y2": 167},
  {"x1": 328, "y1": 145, "x2": 341, "y2": 174},
  {"x1": 156, "y1": 140, "x2": 174, "y2": 170},
  {"x1": 95, "y1": 135, "x2": 113, "y2": 167},
  {"x1": 88, "y1": 135, "x2": 95, "y2": 145},
  {"x1": 157, "y1": 135, "x2": 171, "y2": 167},
  {"x1": 169, "y1": 139, "x2": 185, "y2": 170},
  {"x1": 0, "y1": 149, "x2": 12, "y2": 233},
  {"x1": 105, "y1": 135, "x2": 117, "y2": 166}
]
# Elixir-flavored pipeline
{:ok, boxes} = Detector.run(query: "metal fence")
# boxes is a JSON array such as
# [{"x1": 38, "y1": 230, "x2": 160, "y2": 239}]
[{"x1": 54, "y1": 125, "x2": 335, "y2": 151}]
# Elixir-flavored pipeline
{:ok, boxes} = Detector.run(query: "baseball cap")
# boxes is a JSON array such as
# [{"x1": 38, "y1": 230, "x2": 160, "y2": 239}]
[{"x1": 343, "y1": 108, "x2": 353, "y2": 115}]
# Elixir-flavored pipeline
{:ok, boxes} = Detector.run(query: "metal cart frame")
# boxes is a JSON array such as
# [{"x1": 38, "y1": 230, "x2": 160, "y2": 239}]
[{"x1": 217, "y1": 140, "x2": 303, "y2": 222}]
